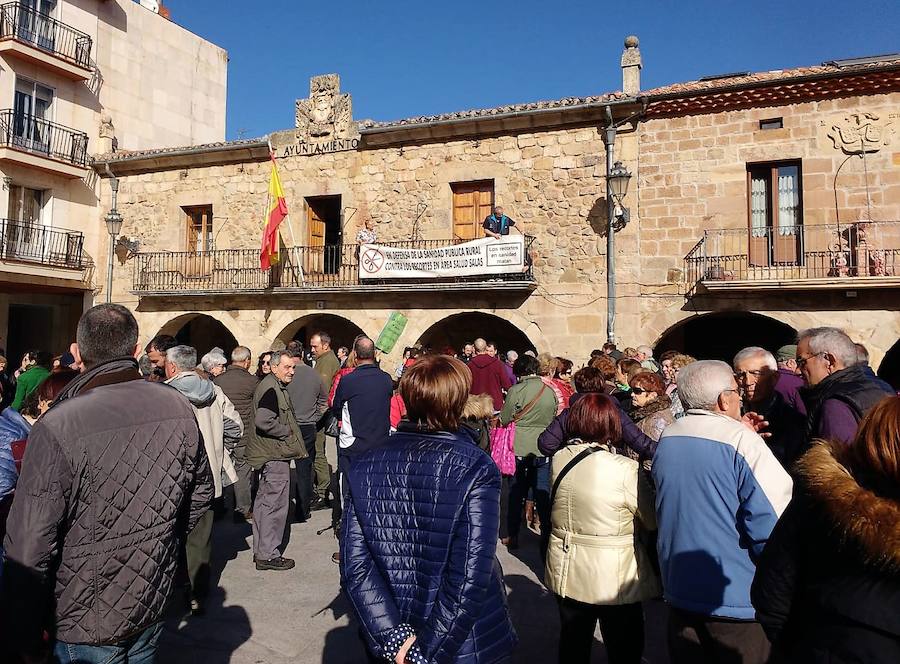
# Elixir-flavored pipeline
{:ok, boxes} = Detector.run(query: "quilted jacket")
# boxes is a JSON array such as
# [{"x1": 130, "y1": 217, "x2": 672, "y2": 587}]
[
  {"x1": 1, "y1": 358, "x2": 213, "y2": 652},
  {"x1": 342, "y1": 424, "x2": 517, "y2": 663}
]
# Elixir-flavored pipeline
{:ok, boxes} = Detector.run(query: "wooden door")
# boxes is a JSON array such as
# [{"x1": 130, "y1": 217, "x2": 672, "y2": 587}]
[
  {"x1": 306, "y1": 202, "x2": 326, "y2": 273},
  {"x1": 452, "y1": 181, "x2": 493, "y2": 240}
]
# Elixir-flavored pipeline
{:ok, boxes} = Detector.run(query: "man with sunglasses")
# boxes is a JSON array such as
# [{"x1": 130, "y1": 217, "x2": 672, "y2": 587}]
[{"x1": 796, "y1": 327, "x2": 893, "y2": 445}]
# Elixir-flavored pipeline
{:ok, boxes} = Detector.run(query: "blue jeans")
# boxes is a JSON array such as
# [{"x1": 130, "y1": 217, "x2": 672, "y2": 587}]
[{"x1": 54, "y1": 622, "x2": 163, "y2": 664}]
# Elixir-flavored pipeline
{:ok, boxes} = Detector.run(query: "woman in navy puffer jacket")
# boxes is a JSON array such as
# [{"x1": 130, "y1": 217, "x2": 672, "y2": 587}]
[{"x1": 342, "y1": 354, "x2": 517, "y2": 664}]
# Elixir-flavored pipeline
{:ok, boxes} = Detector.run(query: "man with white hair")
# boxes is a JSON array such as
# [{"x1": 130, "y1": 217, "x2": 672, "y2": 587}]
[
  {"x1": 796, "y1": 327, "x2": 893, "y2": 445},
  {"x1": 652, "y1": 360, "x2": 792, "y2": 664},
  {"x1": 503, "y1": 350, "x2": 518, "y2": 386},
  {"x1": 636, "y1": 344, "x2": 661, "y2": 373},
  {"x1": 165, "y1": 345, "x2": 241, "y2": 613},
  {"x1": 733, "y1": 347, "x2": 806, "y2": 470}
]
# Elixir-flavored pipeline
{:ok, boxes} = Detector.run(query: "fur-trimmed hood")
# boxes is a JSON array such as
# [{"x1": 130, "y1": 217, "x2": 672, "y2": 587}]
[{"x1": 796, "y1": 440, "x2": 900, "y2": 573}]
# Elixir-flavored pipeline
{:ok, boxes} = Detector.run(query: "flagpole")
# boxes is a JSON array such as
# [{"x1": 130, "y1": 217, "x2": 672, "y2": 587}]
[{"x1": 267, "y1": 137, "x2": 298, "y2": 248}]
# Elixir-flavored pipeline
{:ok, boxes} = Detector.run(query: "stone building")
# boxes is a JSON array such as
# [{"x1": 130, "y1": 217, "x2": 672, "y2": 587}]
[
  {"x1": 96, "y1": 39, "x2": 900, "y2": 382},
  {"x1": 0, "y1": 0, "x2": 226, "y2": 363}
]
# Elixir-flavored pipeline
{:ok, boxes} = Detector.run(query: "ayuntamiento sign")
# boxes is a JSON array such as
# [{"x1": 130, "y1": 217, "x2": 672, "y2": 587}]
[{"x1": 358, "y1": 235, "x2": 526, "y2": 280}]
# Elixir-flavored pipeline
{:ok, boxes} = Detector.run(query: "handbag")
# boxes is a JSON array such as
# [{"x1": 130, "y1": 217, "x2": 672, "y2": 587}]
[
  {"x1": 318, "y1": 410, "x2": 339, "y2": 437},
  {"x1": 490, "y1": 385, "x2": 547, "y2": 476}
]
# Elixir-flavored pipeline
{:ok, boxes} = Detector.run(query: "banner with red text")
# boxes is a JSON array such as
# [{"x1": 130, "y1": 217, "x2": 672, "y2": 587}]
[{"x1": 358, "y1": 235, "x2": 526, "y2": 280}]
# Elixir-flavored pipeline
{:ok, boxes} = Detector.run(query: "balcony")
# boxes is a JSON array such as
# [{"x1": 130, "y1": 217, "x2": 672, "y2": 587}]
[
  {"x1": 684, "y1": 221, "x2": 900, "y2": 293},
  {"x1": 0, "y1": 109, "x2": 89, "y2": 177},
  {"x1": 133, "y1": 238, "x2": 536, "y2": 295},
  {"x1": 0, "y1": 218, "x2": 84, "y2": 269},
  {"x1": 0, "y1": 2, "x2": 92, "y2": 79}
]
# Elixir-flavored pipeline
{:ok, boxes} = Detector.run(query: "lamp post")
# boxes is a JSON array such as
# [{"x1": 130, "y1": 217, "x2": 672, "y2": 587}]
[
  {"x1": 104, "y1": 177, "x2": 123, "y2": 304},
  {"x1": 604, "y1": 142, "x2": 633, "y2": 343}
]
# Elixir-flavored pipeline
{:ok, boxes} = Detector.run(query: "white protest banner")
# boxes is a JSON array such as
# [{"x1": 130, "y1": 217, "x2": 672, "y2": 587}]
[{"x1": 358, "y1": 235, "x2": 526, "y2": 280}]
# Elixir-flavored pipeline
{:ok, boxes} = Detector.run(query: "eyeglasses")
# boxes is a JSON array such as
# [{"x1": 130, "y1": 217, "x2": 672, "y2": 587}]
[
  {"x1": 719, "y1": 388, "x2": 740, "y2": 397},
  {"x1": 734, "y1": 369, "x2": 767, "y2": 380},
  {"x1": 796, "y1": 352, "x2": 825, "y2": 369}
]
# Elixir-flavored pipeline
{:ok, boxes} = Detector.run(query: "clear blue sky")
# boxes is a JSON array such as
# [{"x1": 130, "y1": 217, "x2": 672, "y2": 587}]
[{"x1": 165, "y1": 0, "x2": 900, "y2": 141}]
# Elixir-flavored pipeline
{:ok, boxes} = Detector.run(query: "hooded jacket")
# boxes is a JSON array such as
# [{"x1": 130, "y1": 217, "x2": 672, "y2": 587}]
[
  {"x1": 167, "y1": 371, "x2": 241, "y2": 498},
  {"x1": 752, "y1": 441, "x2": 900, "y2": 662},
  {"x1": 467, "y1": 354, "x2": 512, "y2": 411},
  {"x1": 1, "y1": 358, "x2": 212, "y2": 651}
]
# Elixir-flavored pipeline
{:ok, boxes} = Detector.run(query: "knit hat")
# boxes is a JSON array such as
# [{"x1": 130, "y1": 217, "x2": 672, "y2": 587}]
[{"x1": 775, "y1": 344, "x2": 797, "y2": 362}]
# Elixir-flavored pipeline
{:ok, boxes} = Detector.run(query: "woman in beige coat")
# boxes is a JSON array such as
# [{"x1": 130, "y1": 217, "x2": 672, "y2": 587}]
[{"x1": 545, "y1": 393, "x2": 660, "y2": 664}]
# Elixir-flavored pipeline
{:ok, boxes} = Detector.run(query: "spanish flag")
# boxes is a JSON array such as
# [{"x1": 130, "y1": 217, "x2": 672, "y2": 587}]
[{"x1": 260, "y1": 154, "x2": 288, "y2": 270}]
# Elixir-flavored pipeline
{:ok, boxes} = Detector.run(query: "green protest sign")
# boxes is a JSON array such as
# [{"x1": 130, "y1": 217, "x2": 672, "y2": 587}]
[{"x1": 375, "y1": 312, "x2": 408, "y2": 354}]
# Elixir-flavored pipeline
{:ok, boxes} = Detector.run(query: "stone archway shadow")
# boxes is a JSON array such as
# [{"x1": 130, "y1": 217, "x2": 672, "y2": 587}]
[
  {"x1": 272, "y1": 313, "x2": 367, "y2": 352},
  {"x1": 654, "y1": 311, "x2": 797, "y2": 362},
  {"x1": 415, "y1": 311, "x2": 538, "y2": 356},
  {"x1": 877, "y1": 338, "x2": 900, "y2": 390},
  {"x1": 154, "y1": 312, "x2": 240, "y2": 359}
]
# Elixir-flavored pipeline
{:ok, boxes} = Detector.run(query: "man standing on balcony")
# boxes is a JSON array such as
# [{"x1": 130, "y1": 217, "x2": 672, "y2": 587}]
[
  {"x1": 482, "y1": 205, "x2": 516, "y2": 239},
  {"x1": 310, "y1": 332, "x2": 339, "y2": 508}
]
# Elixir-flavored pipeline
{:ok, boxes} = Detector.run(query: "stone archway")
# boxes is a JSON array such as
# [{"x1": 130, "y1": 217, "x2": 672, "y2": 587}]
[
  {"x1": 155, "y1": 313, "x2": 240, "y2": 359},
  {"x1": 273, "y1": 313, "x2": 367, "y2": 353},
  {"x1": 416, "y1": 311, "x2": 537, "y2": 356},
  {"x1": 654, "y1": 311, "x2": 797, "y2": 362},
  {"x1": 878, "y1": 338, "x2": 900, "y2": 390}
]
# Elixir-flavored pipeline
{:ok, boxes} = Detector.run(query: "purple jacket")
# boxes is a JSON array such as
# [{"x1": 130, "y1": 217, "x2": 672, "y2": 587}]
[
  {"x1": 774, "y1": 369, "x2": 807, "y2": 416},
  {"x1": 538, "y1": 392, "x2": 657, "y2": 459},
  {"x1": 502, "y1": 362, "x2": 516, "y2": 388}
]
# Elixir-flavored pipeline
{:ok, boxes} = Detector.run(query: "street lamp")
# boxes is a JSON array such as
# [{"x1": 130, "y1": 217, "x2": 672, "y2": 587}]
[
  {"x1": 104, "y1": 177, "x2": 122, "y2": 304},
  {"x1": 607, "y1": 160, "x2": 632, "y2": 229}
]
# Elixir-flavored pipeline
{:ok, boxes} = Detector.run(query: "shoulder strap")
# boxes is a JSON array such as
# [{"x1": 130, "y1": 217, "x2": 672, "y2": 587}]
[
  {"x1": 550, "y1": 446, "x2": 604, "y2": 504},
  {"x1": 513, "y1": 385, "x2": 547, "y2": 423}
]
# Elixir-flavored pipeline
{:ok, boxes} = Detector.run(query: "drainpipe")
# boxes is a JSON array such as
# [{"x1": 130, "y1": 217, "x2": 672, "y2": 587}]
[{"x1": 604, "y1": 105, "x2": 617, "y2": 344}]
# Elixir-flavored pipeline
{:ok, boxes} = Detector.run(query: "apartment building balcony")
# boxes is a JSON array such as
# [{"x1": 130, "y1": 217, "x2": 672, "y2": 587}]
[
  {"x1": 0, "y1": 218, "x2": 83, "y2": 270},
  {"x1": 0, "y1": 110, "x2": 89, "y2": 177},
  {"x1": 133, "y1": 238, "x2": 536, "y2": 296},
  {"x1": 0, "y1": 2, "x2": 92, "y2": 79},
  {"x1": 684, "y1": 221, "x2": 900, "y2": 293}
]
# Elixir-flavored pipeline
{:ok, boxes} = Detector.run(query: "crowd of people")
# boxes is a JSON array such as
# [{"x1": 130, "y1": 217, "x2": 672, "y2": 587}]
[{"x1": 0, "y1": 305, "x2": 897, "y2": 663}]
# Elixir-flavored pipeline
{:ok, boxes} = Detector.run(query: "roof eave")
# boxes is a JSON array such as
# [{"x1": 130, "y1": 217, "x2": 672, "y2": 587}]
[{"x1": 93, "y1": 140, "x2": 270, "y2": 177}]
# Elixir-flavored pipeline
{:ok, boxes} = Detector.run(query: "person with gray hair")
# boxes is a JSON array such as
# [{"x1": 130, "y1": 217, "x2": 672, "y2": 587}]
[
  {"x1": 652, "y1": 360, "x2": 792, "y2": 663},
  {"x1": 733, "y1": 347, "x2": 806, "y2": 470},
  {"x1": 796, "y1": 327, "x2": 893, "y2": 445},
  {"x1": 214, "y1": 345, "x2": 259, "y2": 522},
  {"x1": 200, "y1": 347, "x2": 227, "y2": 377},
  {"x1": 245, "y1": 350, "x2": 307, "y2": 571},
  {"x1": 637, "y1": 344, "x2": 661, "y2": 373},
  {"x1": 165, "y1": 345, "x2": 241, "y2": 613},
  {"x1": 503, "y1": 350, "x2": 518, "y2": 386}
]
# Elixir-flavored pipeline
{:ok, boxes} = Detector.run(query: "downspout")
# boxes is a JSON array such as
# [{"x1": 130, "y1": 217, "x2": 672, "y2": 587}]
[{"x1": 604, "y1": 105, "x2": 616, "y2": 344}]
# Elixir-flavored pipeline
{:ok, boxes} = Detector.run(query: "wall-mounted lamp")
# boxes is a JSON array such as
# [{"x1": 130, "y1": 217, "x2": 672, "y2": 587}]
[{"x1": 607, "y1": 160, "x2": 632, "y2": 230}]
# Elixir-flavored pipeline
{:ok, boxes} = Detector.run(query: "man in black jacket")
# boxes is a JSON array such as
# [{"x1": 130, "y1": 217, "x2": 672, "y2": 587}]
[
  {"x1": 2, "y1": 304, "x2": 212, "y2": 663},
  {"x1": 214, "y1": 345, "x2": 258, "y2": 521}
]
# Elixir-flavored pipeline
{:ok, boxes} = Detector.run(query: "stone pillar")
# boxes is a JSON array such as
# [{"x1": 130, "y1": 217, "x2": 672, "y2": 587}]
[{"x1": 621, "y1": 35, "x2": 642, "y2": 97}]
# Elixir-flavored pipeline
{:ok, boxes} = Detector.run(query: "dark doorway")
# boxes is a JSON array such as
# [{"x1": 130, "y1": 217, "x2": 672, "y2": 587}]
[
  {"x1": 655, "y1": 312, "x2": 796, "y2": 362},
  {"x1": 878, "y1": 339, "x2": 900, "y2": 390},
  {"x1": 417, "y1": 312, "x2": 536, "y2": 356},
  {"x1": 287, "y1": 314, "x2": 365, "y2": 356},
  {"x1": 306, "y1": 195, "x2": 342, "y2": 275},
  {"x1": 7, "y1": 303, "x2": 54, "y2": 365},
  {"x1": 173, "y1": 315, "x2": 239, "y2": 360}
]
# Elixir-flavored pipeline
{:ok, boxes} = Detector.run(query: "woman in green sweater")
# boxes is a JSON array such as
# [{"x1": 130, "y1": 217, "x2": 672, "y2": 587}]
[
  {"x1": 499, "y1": 354, "x2": 559, "y2": 555},
  {"x1": 11, "y1": 351, "x2": 52, "y2": 411}
]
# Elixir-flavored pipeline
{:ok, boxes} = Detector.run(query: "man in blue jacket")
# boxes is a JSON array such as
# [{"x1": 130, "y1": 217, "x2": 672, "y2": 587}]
[
  {"x1": 652, "y1": 360, "x2": 793, "y2": 664},
  {"x1": 482, "y1": 205, "x2": 516, "y2": 239},
  {"x1": 332, "y1": 336, "x2": 392, "y2": 475}
]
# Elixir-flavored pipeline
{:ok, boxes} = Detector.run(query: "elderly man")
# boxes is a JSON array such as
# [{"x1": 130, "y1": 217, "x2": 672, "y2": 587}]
[
  {"x1": 797, "y1": 327, "x2": 893, "y2": 445},
  {"x1": 199, "y1": 347, "x2": 227, "y2": 378},
  {"x1": 653, "y1": 360, "x2": 792, "y2": 664},
  {"x1": 165, "y1": 345, "x2": 241, "y2": 614},
  {"x1": 773, "y1": 344, "x2": 806, "y2": 415},
  {"x1": 310, "y1": 332, "x2": 339, "y2": 504},
  {"x1": 246, "y1": 350, "x2": 307, "y2": 571},
  {"x1": 482, "y1": 205, "x2": 516, "y2": 239},
  {"x1": 503, "y1": 350, "x2": 518, "y2": 386},
  {"x1": 468, "y1": 338, "x2": 512, "y2": 411},
  {"x1": 733, "y1": 347, "x2": 807, "y2": 470},
  {"x1": 214, "y1": 346, "x2": 258, "y2": 522},
  {"x1": 636, "y1": 344, "x2": 661, "y2": 373}
]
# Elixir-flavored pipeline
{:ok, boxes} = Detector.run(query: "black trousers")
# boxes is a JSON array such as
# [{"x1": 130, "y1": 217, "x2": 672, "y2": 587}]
[
  {"x1": 557, "y1": 596, "x2": 644, "y2": 664},
  {"x1": 292, "y1": 423, "x2": 317, "y2": 519},
  {"x1": 507, "y1": 456, "x2": 551, "y2": 555},
  {"x1": 667, "y1": 607, "x2": 771, "y2": 664}
]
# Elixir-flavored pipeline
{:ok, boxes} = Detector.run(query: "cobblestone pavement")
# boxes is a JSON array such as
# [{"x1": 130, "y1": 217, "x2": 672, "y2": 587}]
[{"x1": 156, "y1": 507, "x2": 670, "y2": 663}]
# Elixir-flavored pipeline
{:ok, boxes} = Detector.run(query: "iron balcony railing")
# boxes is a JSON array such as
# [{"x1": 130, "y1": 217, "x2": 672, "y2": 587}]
[
  {"x1": 0, "y1": 218, "x2": 84, "y2": 269},
  {"x1": 0, "y1": 109, "x2": 88, "y2": 166},
  {"x1": 684, "y1": 221, "x2": 900, "y2": 291},
  {"x1": 0, "y1": 2, "x2": 92, "y2": 68},
  {"x1": 133, "y1": 237, "x2": 536, "y2": 293}
]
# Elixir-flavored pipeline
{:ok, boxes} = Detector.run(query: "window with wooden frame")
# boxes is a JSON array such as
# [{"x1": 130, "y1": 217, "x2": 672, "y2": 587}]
[
  {"x1": 184, "y1": 205, "x2": 213, "y2": 253},
  {"x1": 747, "y1": 161, "x2": 802, "y2": 266},
  {"x1": 451, "y1": 180, "x2": 494, "y2": 240}
]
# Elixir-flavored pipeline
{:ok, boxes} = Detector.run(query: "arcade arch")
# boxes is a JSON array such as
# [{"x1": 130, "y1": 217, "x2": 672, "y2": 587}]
[
  {"x1": 416, "y1": 312, "x2": 537, "y2": 356},
  {"x1": 274, "y1": 313, "x2": 367, "y2": 352},
  {"x1": 654, "y1": 312, "x2": 797, "y2": 362},
  {"x1": 154, "y1": 313, "x2": 239, "y2": 359}
]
